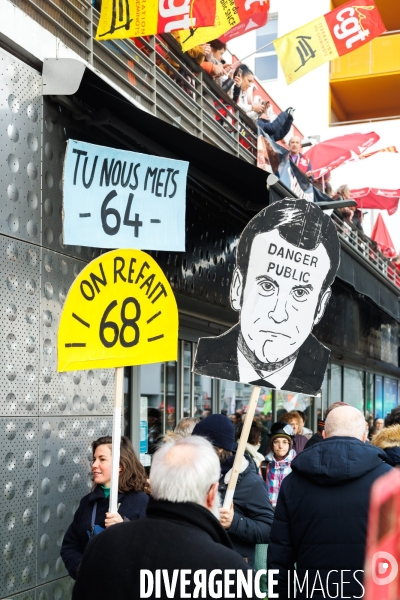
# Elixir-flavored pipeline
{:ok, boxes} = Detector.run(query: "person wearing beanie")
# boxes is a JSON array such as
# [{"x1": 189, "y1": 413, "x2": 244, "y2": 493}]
[
  {"x1": 264, "y1": 422, "x2": 296, "y2": 508},
  {"x1": 192, "y1": 414, "x2": 274, "y2": 567}
]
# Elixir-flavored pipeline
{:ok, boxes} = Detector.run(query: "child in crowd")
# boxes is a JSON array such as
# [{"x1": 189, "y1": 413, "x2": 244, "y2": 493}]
[{"x1": 264, "y1": 422, "x2": 296, "y2": 508}]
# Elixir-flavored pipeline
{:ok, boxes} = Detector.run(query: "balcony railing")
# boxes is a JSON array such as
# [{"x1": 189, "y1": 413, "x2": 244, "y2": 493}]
[
  {"x1": 10, "y1": 0, "x2": 400, "y2": 295},
  {"x1": 14, "y1": 0, "x2": 257, "y2": 162},
  {"x1": 331, "y1": 213, "x2": 400, "y2": 291}
]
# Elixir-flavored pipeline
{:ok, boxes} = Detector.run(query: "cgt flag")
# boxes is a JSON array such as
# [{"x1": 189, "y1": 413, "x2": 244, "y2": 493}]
[
  {"x1": 273, "y1": 0, "x2": 386, "y2": 84},
  {"x1": 179, "y1": 0, "x2": 268, "y2": 51},
  {"x1": 95, "y1": 0, "x2": 216, "y2": 40}
]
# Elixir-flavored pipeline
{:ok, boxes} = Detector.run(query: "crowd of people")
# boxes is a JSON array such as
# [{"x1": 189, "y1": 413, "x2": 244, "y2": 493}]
[{"x1": 60, "y1": 401, "x2": 400, "y2": 599}]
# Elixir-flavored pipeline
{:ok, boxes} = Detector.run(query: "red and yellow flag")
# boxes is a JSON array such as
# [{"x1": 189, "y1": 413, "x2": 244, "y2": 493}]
[
  {"x1": 95, "y1": 0, "x2": 217, "y2": 40},
  {"x1": 273, "y1": 0, "x2": 386, "y2": 84},
  {"x1": 179, "y1": 0, "x2": 268, "y2": 52},
  {"x1": 360, "y1": 146, "x2": 398, "y2": 159}
]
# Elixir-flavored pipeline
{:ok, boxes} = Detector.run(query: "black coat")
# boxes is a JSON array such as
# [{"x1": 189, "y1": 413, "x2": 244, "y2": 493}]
[
  {"x1": 72, "y1": 498, "x2": 258, "y2": 600},
  {"x1": 61, "y1": 485, "x2": 148, "y2": 579},
  {"x1": 219, "y1": 455, "x2": 274, "y2": 567},
  {"x1": 383, "y1": 446, "x2": 400, "y2": 466},
  {"x1": 267, "y1": 437, "x2": 391, "y2": 599},
  {"x1": 257, "y1": 110, "x2": 293, "y2": 142}
]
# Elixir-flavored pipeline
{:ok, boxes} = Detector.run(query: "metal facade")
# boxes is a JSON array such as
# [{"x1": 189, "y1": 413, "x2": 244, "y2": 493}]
[{"x1": 1, "y1": 48, "x2": 113, "y2": 599}]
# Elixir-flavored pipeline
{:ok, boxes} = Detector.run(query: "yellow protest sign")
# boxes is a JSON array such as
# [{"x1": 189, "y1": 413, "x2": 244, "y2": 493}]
[
  {"x1": 273, "y1": 16, "x2": 338, "y2": 84},
  {"x1": 58, "y1": 249, "x2": 178, "y2": 371},
  {"x1": 179, "y1": 0, "x2": 239, "y2": 53}
]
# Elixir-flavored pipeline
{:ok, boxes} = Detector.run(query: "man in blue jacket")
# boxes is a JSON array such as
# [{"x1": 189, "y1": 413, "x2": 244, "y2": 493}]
[{"x1": 267, "y1": 405, "x2": 391, "y2": 599}]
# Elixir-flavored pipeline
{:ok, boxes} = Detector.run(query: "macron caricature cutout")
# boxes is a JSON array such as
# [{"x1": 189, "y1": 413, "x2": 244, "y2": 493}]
[{"x1": 193, "y1": 199, "x2": 340, "y2": 396}]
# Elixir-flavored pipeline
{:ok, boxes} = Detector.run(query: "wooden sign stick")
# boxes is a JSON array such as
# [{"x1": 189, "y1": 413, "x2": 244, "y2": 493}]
[
  {"x1": 109, "y1": 366, "x2": 124, "y2": 514},
  {"x1": 223, "y1": 385, "x2": 261, "y2": 509}
]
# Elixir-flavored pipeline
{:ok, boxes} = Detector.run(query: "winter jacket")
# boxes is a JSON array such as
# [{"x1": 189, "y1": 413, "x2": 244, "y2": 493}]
[
  {"x1": 61, "y1": 485, "x2": 148, "y2": 579},
  {"x1": 371, "y1": 424, "x2": 400, "y2": 466},
  {"x1": 267, "y1": 436, "x2": 391, "y2": 599},
  {"x1": 292, "y1": 433, "x2": 308, "y2": 454},
  {"x1": 219, "y1": 454, "x2": 274, "y2": 566},
  {"x1": 72, "y1": 498, "x2": 258, "y2": 600},
  {"x1": 257, "y1": 110, "x2": 293, "y2": 142},
  {"x1": 304, "y1": 432, "x2": 324, "y2": 449}
]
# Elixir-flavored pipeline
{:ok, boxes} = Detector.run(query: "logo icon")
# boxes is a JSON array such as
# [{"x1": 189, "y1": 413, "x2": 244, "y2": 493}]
[{"x1": 372, "y1": 551, "x2": 398, "y2": 586}]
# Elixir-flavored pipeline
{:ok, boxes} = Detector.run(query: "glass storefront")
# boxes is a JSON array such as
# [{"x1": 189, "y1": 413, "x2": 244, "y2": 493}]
[
  {"x1": 343, "y1": 368, "x2": 364, "y2": 412},
  {"x1": 129, "y1": 333, "x2": 400, "y2": 464}
]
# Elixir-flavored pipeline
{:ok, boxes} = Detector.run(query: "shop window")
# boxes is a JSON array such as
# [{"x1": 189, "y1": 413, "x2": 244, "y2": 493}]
[
  {"x1": 330, "y1": 364, "x2": 342, "y2": 404},
  {"x1": 384, "y1": 377, "x2": 398, "y2": 416},
  {"x1": 194, "y1": 373, "x2": 213, "y2": 418},
  {"x1": 343, "y1": 367, "x2": 364, "y2": 412},
  {"x1": 375, "y1": 375, "x2": 383, "y2": 418},
  {"x1": 365, "y1": 372, "x2": 374, "y2": 421}
]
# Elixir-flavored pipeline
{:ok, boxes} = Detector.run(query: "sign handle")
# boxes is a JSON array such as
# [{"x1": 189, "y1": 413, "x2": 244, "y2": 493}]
[
  {"x1": 223, "y1": 386, "x2": 261, "y2": 509},
  {"x1": 109, "y1": 366, "x2": 124, "y2": 513}
]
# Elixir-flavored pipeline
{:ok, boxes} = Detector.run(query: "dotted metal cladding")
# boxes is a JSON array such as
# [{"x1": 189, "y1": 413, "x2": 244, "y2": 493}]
[
  {"x1": 149, "y1": 197, "x2": 240, "y2": 307},
  {"x1": 1, "y1": 48, "x2": 115, "y2": 599},
  {"x1": 0, "y1": 417, "x2": 38, "y2": 598},
  {"x1": 37, "y1": 416, "x2": 113, "y2": 586},
  {"x1": 0, "y1": 53, "x2": 41, "y2": 244}
]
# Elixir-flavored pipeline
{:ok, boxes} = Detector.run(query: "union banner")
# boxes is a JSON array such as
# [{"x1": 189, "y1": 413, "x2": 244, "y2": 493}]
[
  {"x1": 273, "y1": 0, "x2": 386, "y2": 84},
  {"x1": 179, "y1": 0, "x2": 240, "y2": 52},
  {"x1": 95, "y1": 0, "x2": 217, "y2": 40}
]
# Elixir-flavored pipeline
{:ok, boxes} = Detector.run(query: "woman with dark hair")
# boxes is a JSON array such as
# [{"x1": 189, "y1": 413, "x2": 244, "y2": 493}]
[
  {"x1": 61, "y1": 436, "x2": 148, "y2": 579},
  {"x1": 227, "y1": 64, "x2": 263, "y2": 121}
]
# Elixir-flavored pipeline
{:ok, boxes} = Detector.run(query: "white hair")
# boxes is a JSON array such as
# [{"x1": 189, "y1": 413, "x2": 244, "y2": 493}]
[
  {"x1": 150, "y1": 436, "x2": 220, "y2": 505},
  {"x1": 324, "y1": 405, "x2": 366, "y2": 440}
]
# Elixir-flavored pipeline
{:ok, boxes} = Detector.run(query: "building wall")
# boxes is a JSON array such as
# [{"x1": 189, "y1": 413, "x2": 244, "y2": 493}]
[{"x1": 0, "y1": 48, "x2": 114, "y2": 599}]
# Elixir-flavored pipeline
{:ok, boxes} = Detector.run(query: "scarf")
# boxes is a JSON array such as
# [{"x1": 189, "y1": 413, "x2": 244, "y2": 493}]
[
  {"x1": 266, "y1": 449, "x2": 296, "y2": 508},
  {"x1": 245, "y1": 443, "x2": 265, "y2": 470}
]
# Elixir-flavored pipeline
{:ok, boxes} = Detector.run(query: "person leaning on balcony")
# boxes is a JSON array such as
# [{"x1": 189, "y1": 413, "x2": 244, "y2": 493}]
[
  {"x1": 288, "y1": 135, "x2": 313, "y2": 177},
  {"x1": 169, "y1": 33, "x2": 225, "y2": 77},
  {"x1": 228, "y1": 64, "x2": 263, "y2": 121},
  {"x1": 204, "y1": 39, "x2": 233, "y2": 87},
  {"x1": 257, "y1": 101, "x2": 294, "y2": 142},
  {"x1": 333, "y1": 184, "x2": 355, "y2": 226}
]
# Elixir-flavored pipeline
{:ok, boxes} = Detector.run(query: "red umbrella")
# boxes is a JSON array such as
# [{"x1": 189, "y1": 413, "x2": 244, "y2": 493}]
[
  {"x1": 371, "y1": 213, "x2": 397, "y2": 258},
  {"x1": 351, "y1": 188, "x2": 400, "y2": 216},
  {"x1": 304, "y1": 132, "x2": 380, "y2": 179}
]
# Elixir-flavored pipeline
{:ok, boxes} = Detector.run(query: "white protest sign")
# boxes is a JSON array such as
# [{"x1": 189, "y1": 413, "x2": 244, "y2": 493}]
[{"x1": 62, "y1": 140, "x2": 188, "y2": 251}]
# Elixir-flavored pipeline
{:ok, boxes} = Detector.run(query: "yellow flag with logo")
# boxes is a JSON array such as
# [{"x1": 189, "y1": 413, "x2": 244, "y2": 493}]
[
  {"x1": 179, "y1": 0, "x2": 239, "y2": 53},
  {"x1": 273, "y1": 16, "x2": 338, "y2": 84},
  {"x1": 273, "y1": 0, "x2": 386, "y2": 84}
]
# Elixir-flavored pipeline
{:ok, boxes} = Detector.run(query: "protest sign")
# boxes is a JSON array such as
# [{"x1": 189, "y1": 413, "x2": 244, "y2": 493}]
[
  {"x1": 58, "y1": 248, "x2": 178, "y2": 511},
  {"x1": 58, "y1": 248, "x2": 178, "y2": 371},
  {"x1": 63, "y1": 140, "x2": 188, "y2": 251},
  {"x1": 194, "y1": 198, "x2": 340, "y2": 397}
]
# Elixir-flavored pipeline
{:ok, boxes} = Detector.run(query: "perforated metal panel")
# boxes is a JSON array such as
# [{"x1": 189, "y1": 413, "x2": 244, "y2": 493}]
[
  {"x1": 39, "y1": 248, "x2": 114, "y2": 416},
  {"x1": 1, "y1": 417, "x2": 38, "y2": 598},
  {"x1": 37, "y1": 416, "x2": 112, "y2": 585},
  {"x1": 35, "y1": 576, "x2": 74, "y2": 600},
  {"x1": 42, "y1": 97, "x2": 100, "y2": 263},
  {"x1": 0, "y1": 51, "x2": 42, "y2": 244},
  {"x1": 0, "y1": 237, "x2": 40, "y2": 416},
  {"x1": 1, "y1": 47, "x2": 114, "y2": 600}
]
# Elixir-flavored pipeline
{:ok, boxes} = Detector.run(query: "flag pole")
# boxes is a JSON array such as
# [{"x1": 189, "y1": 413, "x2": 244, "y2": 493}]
[
  {"x1": 231, "y1": 41, "x2": 274, "y2": 68},
  {"x1": 109, "y1": 366, "x2": 124, "y2": 514}
]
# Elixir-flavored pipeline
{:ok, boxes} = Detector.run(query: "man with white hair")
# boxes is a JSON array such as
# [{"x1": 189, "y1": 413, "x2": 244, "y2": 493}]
[
  {"x1": 267, "y1": 404, "x2": 391, "y2": 599},
  {"x1": 72, "y1": 436, "x2": 257, "y2": 600}
]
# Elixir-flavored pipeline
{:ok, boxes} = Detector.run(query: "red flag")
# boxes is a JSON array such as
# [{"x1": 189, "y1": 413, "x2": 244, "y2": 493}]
[
  {"x1": 351, "y1": 188, "x2": 400, "y2": 216},
  {"x1": 371, "y1": 213, "x2": 397, "y2": 258},
  {"x1": 220, "y1": 11, "x2": 268, "y2": 43},
  {"x1": 305, "y1": 132, "x2": 380, "y2": 179}
]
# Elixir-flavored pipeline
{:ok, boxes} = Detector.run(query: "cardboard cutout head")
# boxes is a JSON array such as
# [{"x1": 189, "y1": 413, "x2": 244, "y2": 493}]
[{"x1": 193, "y1": 199, "x2": 340, "y2": 395}]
